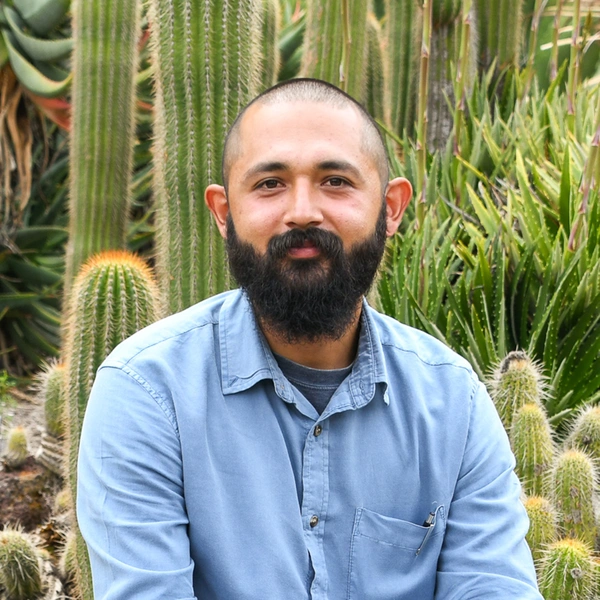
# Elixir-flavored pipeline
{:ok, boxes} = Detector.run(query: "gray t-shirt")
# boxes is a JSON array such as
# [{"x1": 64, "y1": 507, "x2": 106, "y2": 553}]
[{"x1": 274, "y1": 353, "x2": 353, "y2": 414}]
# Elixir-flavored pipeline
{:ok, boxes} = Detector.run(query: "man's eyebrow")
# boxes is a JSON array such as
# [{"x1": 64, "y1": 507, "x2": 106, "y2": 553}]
[
  {"x1": 242, "y1": 161, "x2": 289, "y2": 183},
  {"x1": 316, "y1": 160, "x2": 364, "y2": 182}
]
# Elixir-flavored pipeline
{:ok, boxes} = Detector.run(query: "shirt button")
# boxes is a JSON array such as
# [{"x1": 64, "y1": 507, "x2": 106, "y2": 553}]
[
  {"x1": 310, "y1": 515, "x2": 319, "y2": 528},
  {"x1": 314, "y1": 425, "x2": 322, "y2": 437}
]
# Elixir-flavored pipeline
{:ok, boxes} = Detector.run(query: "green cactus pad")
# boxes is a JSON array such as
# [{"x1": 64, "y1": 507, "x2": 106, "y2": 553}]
[
  {"x1": 538, "y1": 538, "x2": 598, "y2": 600},
  {"x1": 0, "y1": 528, "x2": 43, "y2": 600},
  {"x1": 522, "y1": 495, "x2": 558, "y2": 564},
  {"x1": 550, "y1": 449, "x2": 598, "y2": 547},
  {"x1": 510, "y1": 403, "x2": 555, "y2": 497}
]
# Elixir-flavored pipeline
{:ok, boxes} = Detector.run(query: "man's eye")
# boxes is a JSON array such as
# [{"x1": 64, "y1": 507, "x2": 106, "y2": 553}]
[
  {"x1": 326, "y1": 177, "x2": 346, "y2": 187},
  {"x1": 258, "y1": 179, "x2": 280, "y2": 189}
]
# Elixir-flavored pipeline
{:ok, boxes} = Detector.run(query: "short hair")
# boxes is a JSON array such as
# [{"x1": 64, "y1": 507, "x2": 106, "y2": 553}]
[{"x1": 221, "y1": 78, "x2": 389, "y2": 193}]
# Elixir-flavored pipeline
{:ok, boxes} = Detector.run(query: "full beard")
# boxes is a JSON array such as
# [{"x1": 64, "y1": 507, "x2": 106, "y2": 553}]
[{"x1": 225, "y1": 204, "x2": 387, "y2": 343}]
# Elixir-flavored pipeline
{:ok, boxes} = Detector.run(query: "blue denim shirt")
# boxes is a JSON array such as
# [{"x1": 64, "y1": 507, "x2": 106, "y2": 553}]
[{"x1": 77, "y1": 289, "x2": 542, "y2": 600}]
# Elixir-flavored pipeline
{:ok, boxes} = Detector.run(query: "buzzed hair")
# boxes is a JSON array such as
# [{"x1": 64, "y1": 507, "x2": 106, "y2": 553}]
[{"x1": 221, "y1": 78, "x2": 390, "y2": 193}]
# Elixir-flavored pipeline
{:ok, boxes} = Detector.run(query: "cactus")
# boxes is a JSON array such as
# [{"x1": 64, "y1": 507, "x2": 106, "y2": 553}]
[
  {"x1": 385, "y1": 0, "x2": 421, "y2": 138},
  {"x1": 523, "y1": 495, "x2": 558, "y2": 564},
  {"x1": 538, "y1": 538, "x2": 597, "y2": 600},
  {"x1": 59, "y1": 531, "x2": 77, "y2": 583},
  {"x1": 0, "y1": 527, "x2": 44, "y2": 600},
  {"x1": 33, "y1": 360, "x2": 66, "y2": 439},
  {"x1": 488, "y1": 350, "x2": 546, "y2": 432},
  {"x1": 363, "y1": 12, "x2": 386, "y2": 122},
  {"x1": 63, "y1": 250, "x2": 160, "y2": 600},
  {"x1": 566, "y1": 406, "x2": 600, "y2": 461},
  {"x1": 474, "y1": 0, "x2": 524, "y2": 71},
  {"x1": 550, "y1": 449, "x2": 598, "y2": 547},
  {"x1": 4, "y1": 426, "x2": 29, "y2": 469},
  {"x1": 301, "y1": 0, "x2": 369, "y2": 100},
  {"x1": 148, "y1": 0, "x2": 262, "y2": 313},
  {"x1": 66, "y1": 0, "x2": 142, "y2": 287},
  {"x1": 510, "y1": 403, "x2": 555, "y2": 496},
  {"x1": 260, "y1": 0, "x2": 281, "y2": 90}
]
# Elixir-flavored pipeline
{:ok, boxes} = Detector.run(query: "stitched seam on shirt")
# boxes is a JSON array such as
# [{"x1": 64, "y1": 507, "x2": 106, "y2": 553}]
[
  {"x1": 102, "y1": 364, "x2": 180, "y2": 435},
  {"x1": 380, "y1": 341, "x2": 475, "y2": 372}
]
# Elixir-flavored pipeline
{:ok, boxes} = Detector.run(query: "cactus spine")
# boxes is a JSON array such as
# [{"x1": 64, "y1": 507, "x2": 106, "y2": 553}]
[
  {"x1": 260, "y1": 0, "x2": 281, "y2": 90},
  {"x1": 63, "y1": 250, "x2": 160, "y2": 600},
  {"x1": 0, "y1": 528, "x2": 43, "y2": 600},
  {"x1": 385, "y1": 0, "x2": 421, "y2": 138},
  {"x1": 4, "y1": 426, "x2": 29, "y2": 469},
  {"x1": 550, "y1": 449, "x2": 597, "y2": 547},
  {"x1": 301, "y1": 0, "x2": 369, "y2": 100},
  {"x1": 538, "y1": 538, "x2": 597, "y2": 600},
  {"x1": 66, "y1": 0, "x2": 142, "y2": 286},
  {"x1": 510, "y1": 403, "x2": 555, "y2": 496},
  {"x1": 566, "y1": 405, "x2": 600, "y2": 461},
  {"x1": 148, "y1": 0, "x2": 262, "y2": 313},
  {"x1": 523, "y1": 495, "x2": 558, "y2": 564},
  {"x1": 488, "y1": 350, "x2": 546, "y2": 432}
]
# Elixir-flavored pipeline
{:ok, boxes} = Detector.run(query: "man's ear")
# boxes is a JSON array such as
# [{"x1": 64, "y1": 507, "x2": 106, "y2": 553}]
[
  {"x1": 384, "y1": 177, "x2": 412, "y2": 237},
  {"x1": 205, "y1": 184, "x2": 229, "y2": 239}
]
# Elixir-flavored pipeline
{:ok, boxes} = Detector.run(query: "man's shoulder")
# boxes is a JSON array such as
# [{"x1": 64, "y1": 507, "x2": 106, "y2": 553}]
[
  {"x1": 105, "y1": 289, "x2": 242, "y2": 366},
  {"x1": 366, "y1": 305, "x2": 474, "y2": 375}
]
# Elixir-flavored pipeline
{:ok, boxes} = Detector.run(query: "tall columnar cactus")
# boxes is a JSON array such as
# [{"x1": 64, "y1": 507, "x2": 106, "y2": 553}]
[
  {"x1": 510, "y1": 402, "x2": 555, "y2": 497},
  {"x1": 523, "y1": 495, "x2": 558, "y2": 564},
  {"x1": 63, "y1": 250, "x2": 160, "y2": 600},
  {"x1": 538, "y1": 538, "x2": 598, "y2": 600},
  {"x1": 385, "y1": 0, "x2": 421, "y2": 138},
  {"x1": 4, "y1": 426, "x2": 29, "y2": 469},
  {"x1": 0, "y1": 528, "x2": 44, "y2": 600},
  {"x1": 66, "y1": 0, "x2": 142, "y2": 286},
  {"x1": 301, "y1": 0, "x2": 369, "y2": 100},
  {"x1": 488, "y1": 350, "x2": 546, "y2": 432},
  {"x1": 148, "y1": 0, "x2": 262, "y2": 314},
  {"x1": 363, "y1": 12, "x2": 386, "y2": 122},
  {"x1": 35, "y1": 360, "x2": 66, "y2": 439},
  {"x1": 566, "y1": 406, "x2": 600, "y2": 461},
  {"x1": 260, "y1": 0, "x2": 281, "y2": 90},
  {"x1": 550, "y1": 449, "x2": 598, "y2": 547},
  {"x1": 474, "y1": 0, "x2": 524, "y2": 72}
]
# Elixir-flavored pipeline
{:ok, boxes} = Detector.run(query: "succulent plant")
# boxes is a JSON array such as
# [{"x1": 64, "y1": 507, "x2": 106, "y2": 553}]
[
  {"x1": 4, "y1": 426, "x2": 29, "y2": 469},
  {"x1": 538, "y1": 538, "x2": 598, "y2": 600},
  {"x1": 550, "y1": 449, "x2": 598, "y2": 547},
  {"x1": 260, "y1": 0, "x2": 281, "y2": 90},
  {"x1": 0, "y1": 527, "x2": 44, "y2": 600},
  {"x1": 510, "y1": 402, "x2": 555, "y2": 497},
  {"x1": 363, "y1": 12, "x2": 386, "y2": 123},
  {"x1": 565, "y1": 405, "x2": 600, "y2": 462},
  {"x1": 522, "y1": 495, "x2": 558, "y2": 564},
  {"x1": 488, "y1": 350, "x2": 546, "y2": 432},
  {"x1": 33, "y1": 360, "x2": 66, "y2": 439}
]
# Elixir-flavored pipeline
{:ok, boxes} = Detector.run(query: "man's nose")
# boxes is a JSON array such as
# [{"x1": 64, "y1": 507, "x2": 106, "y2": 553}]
[{"x1": 283, "y1": 182, "x2": 324, "y2": 229}]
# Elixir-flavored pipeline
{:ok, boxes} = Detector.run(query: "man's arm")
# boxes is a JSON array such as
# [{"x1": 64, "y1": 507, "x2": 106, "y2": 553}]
[
  {"x1": 434, "y1": 381, "x2": 543, "y2": 600},
  {"x1": 77, "y1": 363, "x2": 197, "y2": 600}
]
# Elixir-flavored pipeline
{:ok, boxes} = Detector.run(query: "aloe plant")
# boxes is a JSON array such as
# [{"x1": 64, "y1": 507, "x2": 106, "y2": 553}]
[
  {"x1": 63, "y1": 250, "x2": 160, "y2": 599},
  {"x1": 148, "y1": 0, "x2": 261, "y2": 313},
  {"x1": 300, "y1": 0, "x2": 369, "y2": 99},
  {"x1": 65, "y1": 0, "x2": 142, "y2": 287}
]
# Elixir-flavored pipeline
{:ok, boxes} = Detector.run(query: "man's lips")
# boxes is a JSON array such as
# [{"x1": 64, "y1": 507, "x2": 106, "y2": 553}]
[{"x1": 287, "y1": 241, "x2": 321, "y2": 258}]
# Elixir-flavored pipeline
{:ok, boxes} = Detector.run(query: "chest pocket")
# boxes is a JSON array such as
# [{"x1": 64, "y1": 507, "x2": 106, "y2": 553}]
[{"x1": 347, "y1": 504, "x2": 446, "y2": 600}]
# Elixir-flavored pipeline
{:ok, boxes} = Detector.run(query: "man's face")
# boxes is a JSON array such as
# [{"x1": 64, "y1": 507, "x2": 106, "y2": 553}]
[{"x1": 206, "y1": 100, "x2": 412, "y2": 341}]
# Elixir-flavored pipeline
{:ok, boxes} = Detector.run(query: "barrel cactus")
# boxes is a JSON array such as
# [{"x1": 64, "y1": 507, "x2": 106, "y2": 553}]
[
  {"x1": 148, "y1": 0, "x2": 262, "y2": 313},
  {"x1": 510, "y1": 402, "x2": 555, "y2": 496},
  {"x1": 63, "y1": 250, "x2": 160, "y2": 600},
  {"x1": 538, "y1": 538, "x2": 598, "y2": 600},
  {"x1": 4, "y1": 426, "x2": 29, "y2": 469},
  {"x1": 565, "y1": 405, "x2": 600, "y2": 461},
  {"x1": 550, "y1": 449, "x2": 598, "y2": 547},
  {"x1": 488, "y1": 350, "x2": 546, "y2": 432},
  {"x1": 0, "y1": 527, "x2": 44, "y2": 600},
  {"x1": 522, "y1": 495, "x2": 558, "y2": 564}
]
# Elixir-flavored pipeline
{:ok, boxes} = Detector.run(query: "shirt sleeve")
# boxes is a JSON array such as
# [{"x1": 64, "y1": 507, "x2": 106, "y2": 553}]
[
  {"x1": 434, "y1": 380, "x2": 543, "y2": 600},
  {"x1": 76, "y1": 363, "x2": 197, "y2": 600}
]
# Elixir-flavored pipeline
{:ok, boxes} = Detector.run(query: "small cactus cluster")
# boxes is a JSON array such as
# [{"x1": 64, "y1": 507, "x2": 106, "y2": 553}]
[
  {"x1": 0, "y1": 527, "x2": 44, "y2": 600},
  {"x1": 3, "y1": 426, "x2": 29, "y2": 470},
  {"x1": 489, "y1": 350, "x2": 600, "y2": 598}
]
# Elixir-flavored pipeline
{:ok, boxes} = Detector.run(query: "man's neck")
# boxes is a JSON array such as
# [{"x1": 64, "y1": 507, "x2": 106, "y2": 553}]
[{"x1": 260, "y1": 305, "x2": 363, "y2": 370}]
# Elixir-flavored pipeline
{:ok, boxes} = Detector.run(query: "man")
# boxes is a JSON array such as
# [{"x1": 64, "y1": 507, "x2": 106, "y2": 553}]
[{"x1": 77, "y1": 78, "x2": 542, "y2": 599}]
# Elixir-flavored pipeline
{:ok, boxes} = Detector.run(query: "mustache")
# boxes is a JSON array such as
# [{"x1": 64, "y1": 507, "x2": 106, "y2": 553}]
[{"x1": 267, "y1": 227, "x2": 344, "y2": 260}]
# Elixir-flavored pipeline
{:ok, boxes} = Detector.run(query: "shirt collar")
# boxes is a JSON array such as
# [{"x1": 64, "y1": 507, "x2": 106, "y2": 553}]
[{"x1": 219, "y1": 290, "x2": 390, "y2": 406}]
